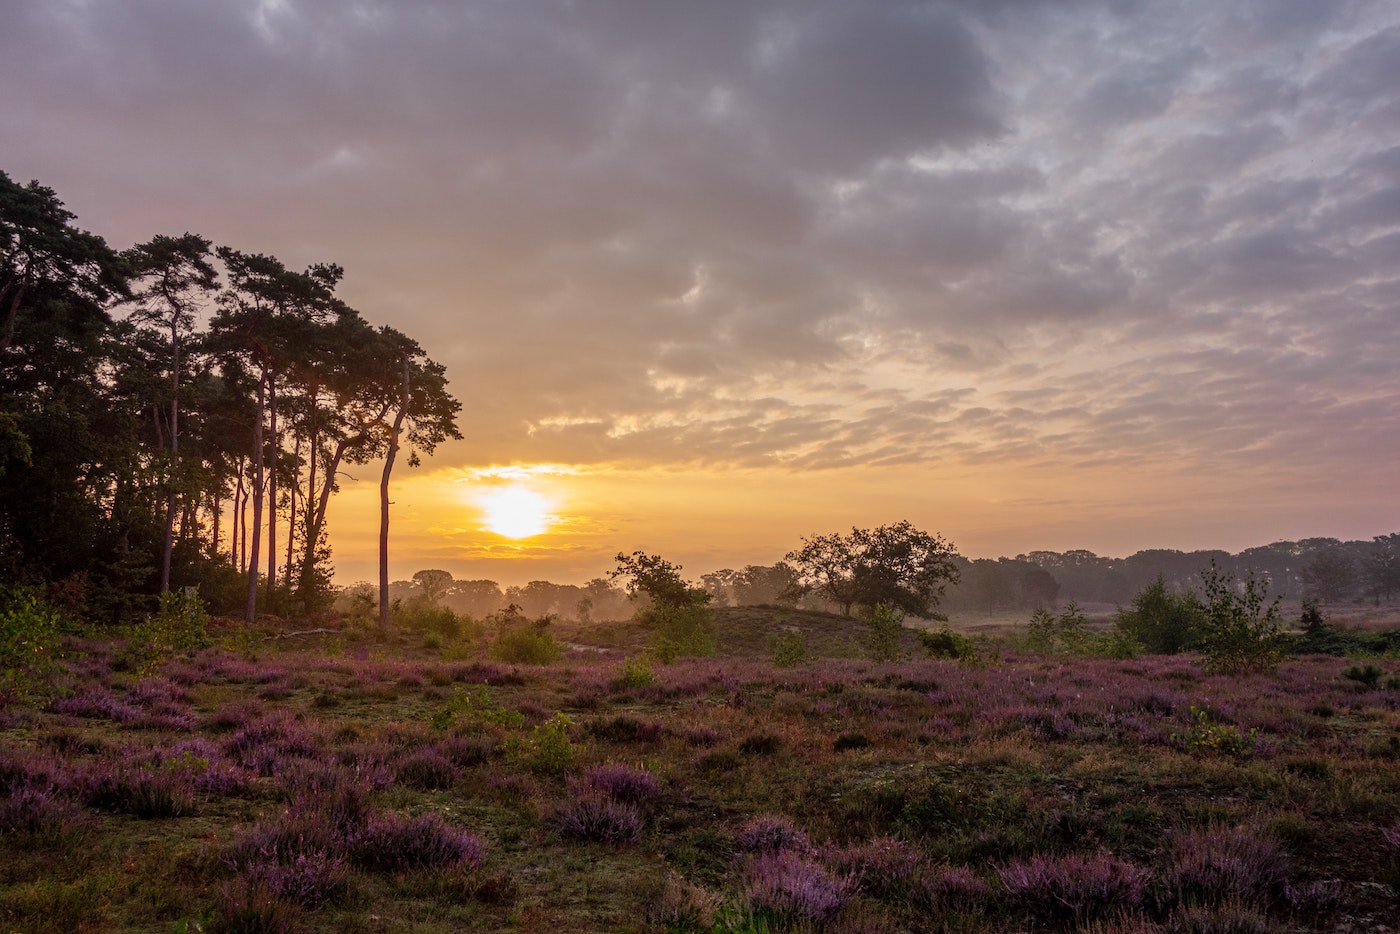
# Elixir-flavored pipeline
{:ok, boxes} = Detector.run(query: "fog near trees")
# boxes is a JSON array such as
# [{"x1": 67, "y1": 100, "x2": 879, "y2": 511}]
[{"x1": 381, "y1": 534, "x2": 1399, "y2": 625}]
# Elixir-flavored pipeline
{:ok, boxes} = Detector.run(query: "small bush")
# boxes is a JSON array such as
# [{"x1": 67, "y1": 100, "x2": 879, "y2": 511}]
[
  {"x1": 0, "y1": 784, "x2": 84, "y2": 841},
  {"x1": 1163, "y1": 826, "x2": 1289, "y2": 908},
  {"x1": 430, "y1": 684, "x2": 525, "y2": 734},
  {"x1": 582, "y1": 763, "x2": 661, "y2": 804},
  {"x1": 1115, "y1": 577, "x2": 1203, "y2": 654},
  {"x1": 742, "y1": 849, "x2": 848, "y2": 925},
  {"x1": 736, "y1": 815, "x2": 812, "y2": 857},
  {"x1": 349, "y1": 811, "x2": 483, "y2": 872},
  {"x1": 211, "y1": 880, "x2": 299, "y2": 934},
  {"x1": 612, "y1": 656, "x2": 657, "y2": 689},
  {"x1": 917, "y1": 626, "x2": 976, "y2": 661},
  {"x1": 79, "y1": 763, "x2": 196, "y2": 818},
  {"x1": 916, "y1": 865, "x2": 991, "y2": 912},
  {"x1": 866, "y1": 603, "x2": 906, "y2": 662},
  {"x1": 489, "y1": 613, "x2": 562, "y2": 665},
  {"x1": 1197, "y1": 563, "x2": 1286, "y2": 675},
  {"x1": 552, "y1": 790, "x2": 643, "y2": 844},
  {"x1": 1342, "y1": 664, "x2": 1383, "y2": 689},
  {"x1": 738, "y1": 733, "x2": 781, "y2": 756},
  {"x1": 647, "y1": 599, "x2": 717, "y2": 662},
  {"x1": 588, "y1": 714, "x2": 665, "y2": 744},
  {"x1": 1171, "y1": 707, "x2": 1258, "y2": 757},
  {"x1": 506, "y1": 713, "x2": 574, "y2": 775},
  {"x1": 770, "y1": 631, "x2": 807, "y2": 668},
  {"x1": 997, "y1": 852, "x2": 1149, "y2": 922},
  {"x1": 241, "y1": 849, "x2": 351, "y2": 909},
  {"x1": 833, "y1": 732, "x2": 871, "y2": 751},
  {"x1": 824, "y1": 835, "x2": 921, "y2": 898},
  {"x1": 395, "y1": 747, "x2": 459, "y2": 790},
  {"x1": 123, "y1": 588, "x2": 211, "y2": 674},
  {"x1": 0, "y1": 585, "x2": 63, "y2": 702}
]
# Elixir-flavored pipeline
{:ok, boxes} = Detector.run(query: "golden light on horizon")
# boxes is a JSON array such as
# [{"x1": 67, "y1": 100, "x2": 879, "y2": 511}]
[{"x1": 477, "y1": 484, "x2": 556, "y2": 539}]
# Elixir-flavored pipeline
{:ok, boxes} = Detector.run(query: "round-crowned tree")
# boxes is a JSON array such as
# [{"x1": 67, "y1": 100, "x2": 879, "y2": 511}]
[{"x1": 786, "y1": 521, "x2": 961, "y2": 618}]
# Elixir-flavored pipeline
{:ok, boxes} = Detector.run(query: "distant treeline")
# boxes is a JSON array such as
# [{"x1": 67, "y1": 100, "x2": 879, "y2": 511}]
[{"x1": 368, "y1": 533, "x2": 1400, "y2": 623}]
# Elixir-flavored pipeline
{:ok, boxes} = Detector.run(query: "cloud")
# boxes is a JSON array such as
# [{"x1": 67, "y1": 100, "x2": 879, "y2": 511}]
[{"x1": 1, "y1": 0, "x2": 1397, "y2": 537}]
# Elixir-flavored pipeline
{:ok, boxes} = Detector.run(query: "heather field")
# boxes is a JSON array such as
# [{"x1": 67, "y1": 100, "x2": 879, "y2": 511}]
[{"x1": 3, "y1": 610, "x2": 1399, "y2": 933}]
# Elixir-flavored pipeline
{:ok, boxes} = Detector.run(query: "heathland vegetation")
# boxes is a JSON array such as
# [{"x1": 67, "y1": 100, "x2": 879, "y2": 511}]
[{"x1": 5, "y1": 169, "x2": 1400, "y2": 931}]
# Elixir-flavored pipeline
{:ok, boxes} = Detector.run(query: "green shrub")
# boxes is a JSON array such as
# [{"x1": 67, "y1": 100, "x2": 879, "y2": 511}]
[
  {"x1": 0, "y1": 585, "x2": 63, "y2": 702},
  {"x1": 1197, "y1": 563, "x2": 1286, "y2": 674},
  {"x1": 613, "y1": 656, "x2": 658, "y2": 689},
  {"x1": 431, "y1": 684, "x2": 525, "y2": 734},
  {"x1": 1170, "y1": 706, "x2": 1258, "y2": 757},
  {"x1": 1026, "y1": 603, "x2": 1136, "y2": 658},
  {"x1": 1342, "y1": 664, "x2": 1383, "y2": 688},
  {"x1": 648, "y1": 599, "x2": 716, "y2": 662},
  {"x1": 866, "y1": 603, "x2": 905, "y2": 662},
  {"x1": 770, "y1": 631, "x2": 807, "y2": 668},
  {"x1": 123, "y1": 587, "x2": 211, "y2": 674},
  {"x1": 489, "y1": 612, "x2": 562, "y2": 665},
  {"x1": 506, "y1": 713, "x2": 574, "y2": 775},
  {"x1": 1115, "y1": 576, "x2": 1204, "y2": 654}
]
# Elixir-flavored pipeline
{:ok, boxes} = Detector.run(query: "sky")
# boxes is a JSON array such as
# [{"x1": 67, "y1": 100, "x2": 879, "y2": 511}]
[{"x1": 3, "y1": 0, "x2": 1398, "y2": 587}]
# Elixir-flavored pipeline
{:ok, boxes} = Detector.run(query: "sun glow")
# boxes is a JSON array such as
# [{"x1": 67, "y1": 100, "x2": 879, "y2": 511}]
[{"x1": 478, "y1": 484, "x2": 555, "y2": 539}]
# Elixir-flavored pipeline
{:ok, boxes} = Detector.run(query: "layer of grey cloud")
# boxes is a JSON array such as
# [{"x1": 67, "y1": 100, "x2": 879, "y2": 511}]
[{"x1": 2, "y1": 0, "x2": 1397, "y2": 496}]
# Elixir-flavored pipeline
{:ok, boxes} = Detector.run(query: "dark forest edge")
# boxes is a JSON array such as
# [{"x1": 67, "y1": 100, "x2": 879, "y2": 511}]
[{"x1": 1, "y1": 168, "x2": 461, "y2": 630}]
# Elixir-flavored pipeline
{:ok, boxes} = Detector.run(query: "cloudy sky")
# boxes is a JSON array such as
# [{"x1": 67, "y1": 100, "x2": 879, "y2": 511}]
[{"x1": 3, "y1": 0, "x2": 1397, "y2": 585}]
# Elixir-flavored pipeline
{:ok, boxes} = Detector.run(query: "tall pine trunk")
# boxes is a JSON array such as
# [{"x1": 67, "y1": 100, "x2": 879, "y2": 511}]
[
  {"x1": 378, "y1": 357, "x2": 410, "y2": 635},
  {"x1": 245, "y1": 372, "x2": 266, "y2": 623}
]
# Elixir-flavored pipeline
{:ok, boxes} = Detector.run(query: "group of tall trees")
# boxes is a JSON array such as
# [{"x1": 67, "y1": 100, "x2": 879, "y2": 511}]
[{"x1": 1, "y1": 170, "x2": 460, "y2": 623}]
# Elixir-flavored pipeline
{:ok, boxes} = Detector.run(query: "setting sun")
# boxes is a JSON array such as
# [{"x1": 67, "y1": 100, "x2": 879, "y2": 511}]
[{"x1": 478, "y1": 485, "x2": 555, "y2": 539}]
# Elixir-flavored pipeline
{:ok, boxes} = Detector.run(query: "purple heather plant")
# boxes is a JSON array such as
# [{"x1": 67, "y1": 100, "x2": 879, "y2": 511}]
[
  {"x1": 1163, "y1": 826, "x2": 1290, "y2": 908},
  {"x1": 916, "y1": 865, "x2": 992, "y2": 912},
  {"x1": 49, "y1": 689, "x2": 142, "y2": 723},
  {"x1": 241, "y1": 849, "x2": 351, "y2": 909},
  {"x1": 742, "y1": 849, "x2": 849, "y2": 925},
  {"x1": 348, "y1": 811, "x2": 484, "y2": 872},
  {"x1": 581, "y1": 763, "x2": 661, "y2": 805},
  {"x1": 735, "y1": 815, "x2": 813, "y2": 857},
  {"x1": 552, "y1": 789, "x2": 644, "y2": 844},
  {"x1": 0, "y1": 782, "x2": 84, "y2": 838},
  {"x1": 823, "y1": 834, "x2": 922, "y2": 898},
  {"x1": 395, "y1": 746, "x2": 459, "y2": 790},
  {"x1": 998, "y1": 852, "x2": 1150, "y2": 923}
]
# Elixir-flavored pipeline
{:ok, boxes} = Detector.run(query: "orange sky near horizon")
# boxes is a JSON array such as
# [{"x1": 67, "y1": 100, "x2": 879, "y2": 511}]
[{"x1": 320, "y1": 452, "x2": 1393, "y2": 589}]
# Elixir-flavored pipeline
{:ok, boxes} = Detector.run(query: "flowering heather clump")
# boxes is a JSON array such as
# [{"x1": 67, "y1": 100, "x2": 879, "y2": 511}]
[
  {"x1": 735, "y1": 815, "x2": 813, "y2": 857},
  {"x1": 78, "y1": 762, "x2": 197, "y2": 818},
  {"x1": 241, "y1": 849, "x2": 351, "y2": 909},
  {"x1": 743, "y1": 849, "x2": 849, "y2": 925},
  {"x1": 349, "y1": 811, "x2": 484, "y2": 872},
  {"x1": 0, "y1": 782, "x2": 84, "y2": 838},
  {"x1": 587, "y1": 713, "x2": 666, "y2": 744},
  {"x1": 582, "y1": 763, "x2": 661, "y2": 805},
  {"x1": 824, "y1": 834, "x2": 922, "y2": 898},
  {"x1": 438, "y1": 735, "x2": 494, "y2": 767},
  {"x1": 279, "y1": 763, "x2": 374, "y2": 833},
  {"x1": 205, "y1": 701, "x2": 262, "y2": 733},
  {"x1": 49, "y1": 689, "x2": 141, "y2": 723},
  {"x1": 224, "y1": 716, "x2": 321, "y2": 774},
  {"x1": 552, "y1": 789, "x2": 643, "y2": 844},
  {"x1": 395, "y1": 747, "x2": 459, "y2": 790},
  {"x1": 1163, "y1": 826, "x2": 1289, "y2": 908},
  {"x1": 916, "y1": 865, "x2": 992, "y2": 912},
  {"x1": 998, "y1": 852, "x2": 1150, "y2": 922}
]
